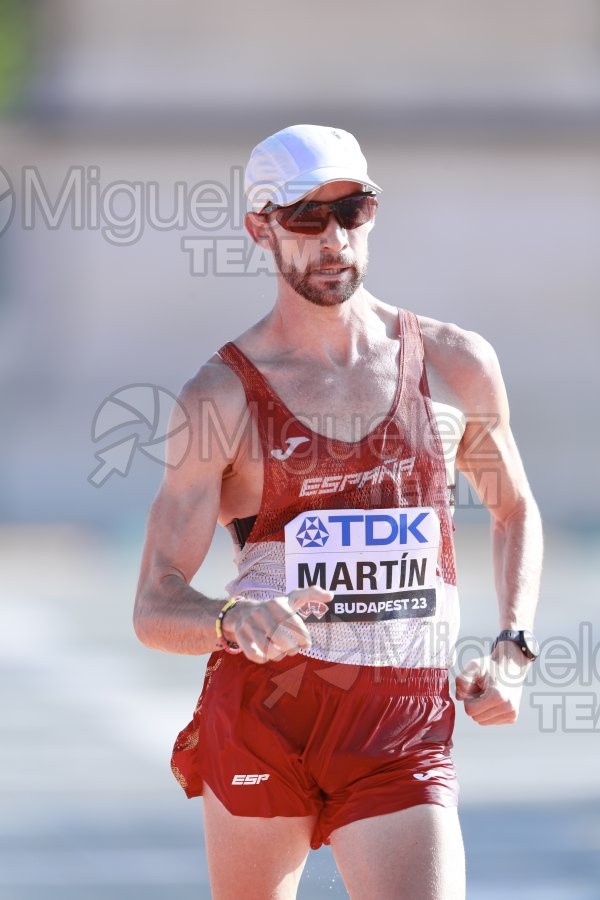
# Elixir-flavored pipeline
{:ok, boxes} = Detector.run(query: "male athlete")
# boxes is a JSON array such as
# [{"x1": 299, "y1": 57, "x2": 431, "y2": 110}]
[{"x1": 134, "y1": 125, "x2": 543, "y2": 899}]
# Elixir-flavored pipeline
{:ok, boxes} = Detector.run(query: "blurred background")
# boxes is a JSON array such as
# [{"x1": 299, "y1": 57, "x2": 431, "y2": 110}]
[{"x1": 1, "y1": 1, "x2": 599, "y2": 897}]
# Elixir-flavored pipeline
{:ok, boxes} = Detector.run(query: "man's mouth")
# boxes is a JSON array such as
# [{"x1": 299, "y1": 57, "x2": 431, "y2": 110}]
[{"x1": 313, "y1": 266, "x2": 349, "y2": 275}]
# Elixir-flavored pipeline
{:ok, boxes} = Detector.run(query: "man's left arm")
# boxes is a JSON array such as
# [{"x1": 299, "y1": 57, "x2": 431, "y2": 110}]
[{"x1": 452, "y1": 333, "x2": 543, "y2": 725}]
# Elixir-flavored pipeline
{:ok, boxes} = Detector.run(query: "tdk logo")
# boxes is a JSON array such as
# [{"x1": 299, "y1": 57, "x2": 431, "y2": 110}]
[
  {"x1": 296, "y1": 516, "x2": 329, "y2": 548},
  {"x1": 329, "y1": 511, "x2": 430, "y2": 546}
]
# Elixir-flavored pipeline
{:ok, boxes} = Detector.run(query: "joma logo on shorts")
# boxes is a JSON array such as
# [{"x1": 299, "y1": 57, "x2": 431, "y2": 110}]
[{"x1": 231, "y1": 774, "x2": 270, "y2": 785}]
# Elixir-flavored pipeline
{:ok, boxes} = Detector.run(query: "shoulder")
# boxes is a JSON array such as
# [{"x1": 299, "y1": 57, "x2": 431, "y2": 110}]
[
  {"x1": 417, "y1": 315, "x2": 505, "y2": 412},
  {"x1": 179, "y1": 351, "x2": 246, "y2": 414},
  {"x1": 368, "y1": 302, "x2": 504, "y2": 407},
  {"x1": 170, "y1": 351, "x2": 251, "y2": 470},
  {"x1": 418, "y1": 315, "x2": 498, "y2": 370}
]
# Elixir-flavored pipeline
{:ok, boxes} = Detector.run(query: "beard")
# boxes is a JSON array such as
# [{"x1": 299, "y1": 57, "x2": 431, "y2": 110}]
[{"x1": 269, "y1": 233, "x2": 368, "y2": 307}]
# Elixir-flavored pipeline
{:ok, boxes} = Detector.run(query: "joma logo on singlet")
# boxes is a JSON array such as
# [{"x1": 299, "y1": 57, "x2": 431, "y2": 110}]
[{"x1": 299, "y1": 456, "x2": 415, "y2": 497}]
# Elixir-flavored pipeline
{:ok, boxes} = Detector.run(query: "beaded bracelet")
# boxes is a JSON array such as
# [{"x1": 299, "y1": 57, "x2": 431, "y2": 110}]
[{"x1": 215, "y1": 597, "x2": 243, "y2": 654}]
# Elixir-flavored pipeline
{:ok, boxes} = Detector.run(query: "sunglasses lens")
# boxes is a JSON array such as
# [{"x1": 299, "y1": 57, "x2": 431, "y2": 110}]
[
  {"x1": 274, "y1": 194, "x2": 378, "y2": 234},
  {"x1": 336, "y1": 195, "x2": 378, "y2": 230},
  {"x1": 275, "y1": 202, "x2": 329, "y2": 234}
]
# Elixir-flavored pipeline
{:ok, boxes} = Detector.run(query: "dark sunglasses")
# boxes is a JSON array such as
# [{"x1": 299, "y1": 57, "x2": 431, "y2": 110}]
[{"x1": 260, "y1": 191, "x2": 378, "y2": 235}]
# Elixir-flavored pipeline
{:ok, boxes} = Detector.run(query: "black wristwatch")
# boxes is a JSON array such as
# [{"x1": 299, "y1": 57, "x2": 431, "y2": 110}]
[{"x1": 491, "y1": 629, "x2": 540, "y2": 661}]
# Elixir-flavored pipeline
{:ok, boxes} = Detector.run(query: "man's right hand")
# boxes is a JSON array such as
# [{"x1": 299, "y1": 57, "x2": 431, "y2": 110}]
[{"x1": 221, "y1": 587, "x2": 333, "y2": 664}]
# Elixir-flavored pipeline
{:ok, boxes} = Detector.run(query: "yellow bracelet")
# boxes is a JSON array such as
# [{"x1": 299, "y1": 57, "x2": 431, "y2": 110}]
[{"x1": 215, "y1": 597, "x2": 242, "y2": 653}]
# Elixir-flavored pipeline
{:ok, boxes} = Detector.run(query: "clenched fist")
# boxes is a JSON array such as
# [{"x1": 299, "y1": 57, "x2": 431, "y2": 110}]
[
  {"x1": 221, "y1": 587, "x2": 333, "y2": 664},
  {"x1": 455, "y1": 648, "x2": 529, "y2": 726}
]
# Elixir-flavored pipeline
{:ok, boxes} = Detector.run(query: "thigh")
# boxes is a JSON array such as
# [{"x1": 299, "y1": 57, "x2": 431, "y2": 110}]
[
  {"x1": 330, "y1": 804, "x2": 465, "y2": 900},
  {"x1": 202, "y1": 783, "x2": 317, "y2": 900}
]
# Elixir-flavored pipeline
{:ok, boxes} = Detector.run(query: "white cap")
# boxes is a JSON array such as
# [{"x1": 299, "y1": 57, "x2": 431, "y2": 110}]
[{"x1": 245, "y1": 124, "x2": 382, "y2": 213}]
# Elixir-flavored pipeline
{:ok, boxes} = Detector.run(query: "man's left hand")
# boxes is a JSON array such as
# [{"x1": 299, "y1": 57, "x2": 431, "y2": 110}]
[{"x1": 455, "y1": 645, "x2": 530, "y2": 725}]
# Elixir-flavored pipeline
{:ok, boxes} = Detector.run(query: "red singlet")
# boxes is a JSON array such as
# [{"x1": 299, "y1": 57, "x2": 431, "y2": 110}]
[{"x1": 172, "y1": 308, "x2": 460, "y2": 847}]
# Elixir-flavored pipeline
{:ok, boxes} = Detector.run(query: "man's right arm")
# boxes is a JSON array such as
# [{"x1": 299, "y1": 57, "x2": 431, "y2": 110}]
[
  {"x1": 133, "y1": 360, "x2": 328, "y2": 661},
  {"x1": 132, "y1": 363, "x2": 238, "y2": 655}
]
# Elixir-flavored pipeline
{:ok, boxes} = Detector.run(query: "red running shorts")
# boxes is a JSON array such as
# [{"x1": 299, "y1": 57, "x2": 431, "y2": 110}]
[{"x1": 171, "y1": 651, "x2": 459, "y2": 850}]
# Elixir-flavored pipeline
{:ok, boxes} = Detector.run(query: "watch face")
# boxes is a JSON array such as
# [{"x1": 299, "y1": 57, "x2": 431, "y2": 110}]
[{"x1": 521, "y1": 630, "x2": 540, "y2": 659}]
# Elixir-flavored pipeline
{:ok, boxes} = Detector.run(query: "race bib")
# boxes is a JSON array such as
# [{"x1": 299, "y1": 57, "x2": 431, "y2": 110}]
[{"x1": 284, "y1": 507, "x2": 440, "y2": 623}]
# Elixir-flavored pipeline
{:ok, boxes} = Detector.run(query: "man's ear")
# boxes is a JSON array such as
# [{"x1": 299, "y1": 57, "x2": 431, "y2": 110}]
[{"x1": 245, "y1": 211, "x2": 272, "y2": 248}]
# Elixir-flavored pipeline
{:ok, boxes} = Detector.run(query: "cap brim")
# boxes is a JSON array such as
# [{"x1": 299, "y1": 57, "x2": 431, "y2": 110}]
[{"x1": 250, "y1": 167, "x2": 382, "y2": 212}]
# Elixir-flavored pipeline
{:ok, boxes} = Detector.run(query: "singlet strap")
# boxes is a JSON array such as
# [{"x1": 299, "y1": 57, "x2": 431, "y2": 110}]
[
  {"x1": 398, "y1": 307, "x2": 430, "y2": 400},
  {"x1": 218, "y1": 340, "x2": 291, "y2": 449},
  {"x1": 398, "y1": 307, "x2": 424, "y2": 362},
  {"x1": 217, "y1": 342, "x2": 282, "y2": 406}
]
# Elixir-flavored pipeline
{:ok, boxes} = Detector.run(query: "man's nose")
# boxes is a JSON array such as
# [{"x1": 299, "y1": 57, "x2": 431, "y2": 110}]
[{"x1": 320, "y1": 214, "x2": 349, "y2": 250}]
